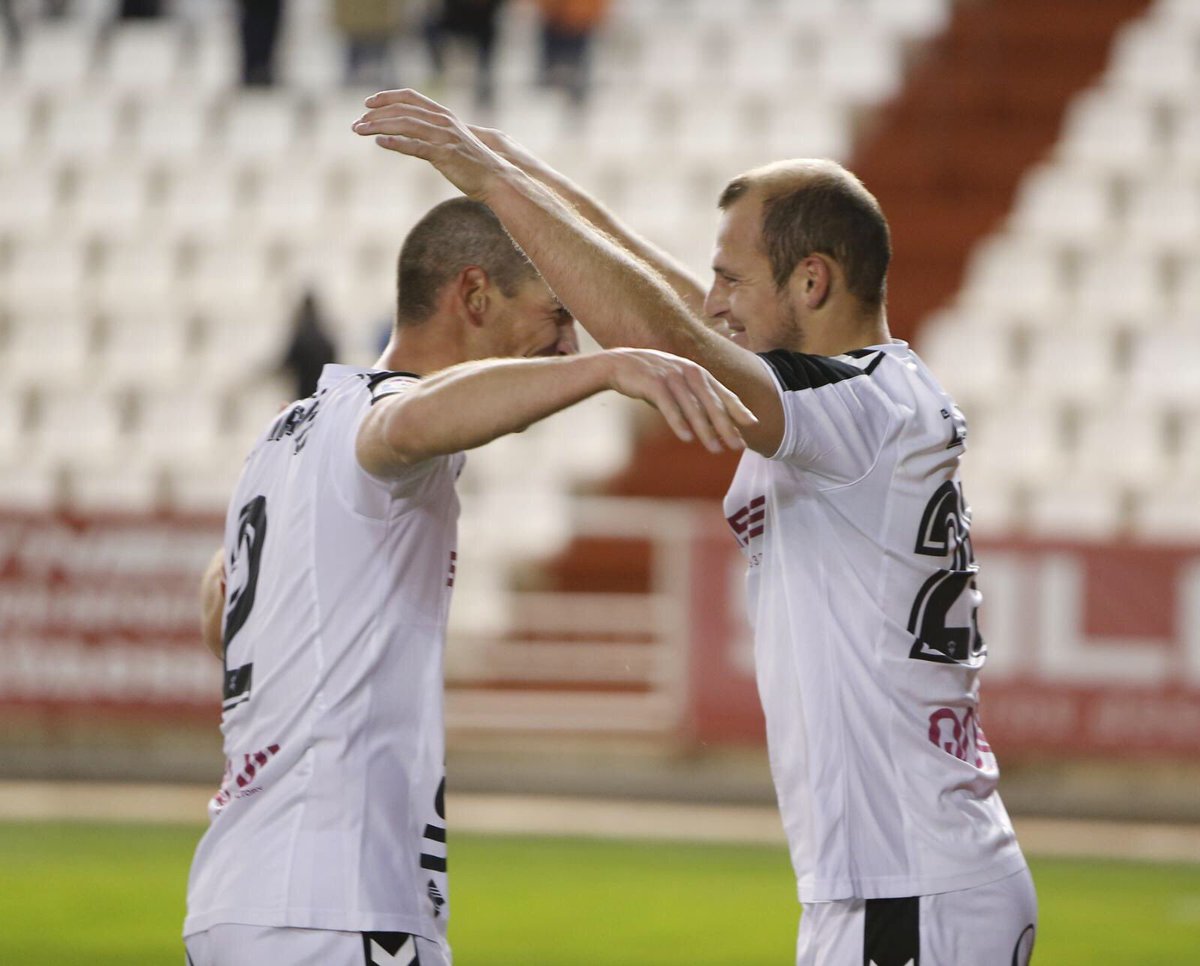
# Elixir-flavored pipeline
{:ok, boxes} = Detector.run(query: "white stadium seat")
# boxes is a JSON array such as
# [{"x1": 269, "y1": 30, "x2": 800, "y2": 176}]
[
  {"x1": 128, "y1": 96, "x2": 215, "y2": 164},
  {"x1": 1124, "y1": 173, "x2": 1200, "y2": 254},
  {"x1": 15, "y1": 21, "x2": 97, "y2": 90},
  {"x1": 0, "y1": 165, "x2": 62, "y2": 236},
  {"x1": 100, "y1": 21, "x2": 184, "y2": 92},
  {"x1": 1009, "y1": 163, "x2": 1115, "y2": 247},
  {"x1": 1056, "y1": 87, "x2": 1162, "y2": 174},
  {"x1": 216, "y1": 94, "x2": 300, "y2": 163},
  {"x1": 40, "y1": 94, "x2": 128, "y2": 162}
]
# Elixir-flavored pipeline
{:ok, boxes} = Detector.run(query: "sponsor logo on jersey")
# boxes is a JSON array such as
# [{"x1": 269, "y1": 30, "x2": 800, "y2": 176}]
[{"x1": 727, "y1": 495, "x2": 766, "y2": 549}]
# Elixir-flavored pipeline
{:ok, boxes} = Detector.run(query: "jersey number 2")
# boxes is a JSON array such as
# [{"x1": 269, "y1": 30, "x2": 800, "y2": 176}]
[
  {"x1": 907, "y1": 481, "x2": 985, "y2": 666},
  {"x1": 223, "y1": 495, "x2": 267, "y2": 711}
]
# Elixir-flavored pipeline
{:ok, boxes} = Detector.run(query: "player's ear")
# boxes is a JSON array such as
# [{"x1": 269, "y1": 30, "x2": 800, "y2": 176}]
[
  {"x1": 457, "y1": 266, "x2": 492, "y2": 326},
  {"x1": 792, "y1": 255, "x2": 832, "y2": 309}
]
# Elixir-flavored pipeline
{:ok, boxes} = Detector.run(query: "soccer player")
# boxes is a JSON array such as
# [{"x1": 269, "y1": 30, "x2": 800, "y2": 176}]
[
  {"x1": 353, "y1": 91, "x2": 1038, "y2": 965},
  {"x1": 184, "y1": 197, "x2": 755, "y2": 966}
]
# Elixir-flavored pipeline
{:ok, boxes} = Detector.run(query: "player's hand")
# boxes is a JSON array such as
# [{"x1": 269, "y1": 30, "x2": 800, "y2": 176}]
[
  {"x1": 602, "y1": 348, "x2": 757, "y2": 453},
  {"x1": 352, "y1": 89, "x2": 504, "y2": 200}
]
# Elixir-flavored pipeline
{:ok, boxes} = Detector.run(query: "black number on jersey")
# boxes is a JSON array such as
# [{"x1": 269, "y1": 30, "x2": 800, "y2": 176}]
[
  {"x1": 907, "y1": 481, "x2": 986, "y2": 666},
  {"x1": 223, "y1": 495, "x2": 267, "y2": 710},
  {"x1": 420, "y1": 778, "x2": 447, "y2": 873}
]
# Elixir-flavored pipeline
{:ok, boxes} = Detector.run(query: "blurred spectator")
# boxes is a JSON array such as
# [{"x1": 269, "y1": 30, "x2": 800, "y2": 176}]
[
  {"x1": 2, "y1": 0, "x2": 70, "y2": 53},
  {"x1": 118, "y1": 0, "x2": 163, "y2": 16},
  {"x1": 281, "y1": 289, "x2": 337, "y2": 399},
  {"x1": 238, "y1": 0, "x2": 284, "y2": 87},
  {"x1": 536, "y1": 0, "x2": 609, "y2": 108},
  {"x1": 424, "y1": 0, "x2": 506, "y2": 111},
  {"x1": 1, "y1": 0, "x2": 18, "y2": 53},
  {"x1": 333, "y1": 0, "x2": 410, "y2": 89}
]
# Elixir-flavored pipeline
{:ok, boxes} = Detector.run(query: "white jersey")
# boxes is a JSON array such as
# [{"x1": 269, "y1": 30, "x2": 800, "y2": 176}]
[
  {"x1": 724, "y1": 341, "x2": 1026, "y2": 903},
  {"x1": 186, "y1": 365, "x2": 462, "y2": 940}
]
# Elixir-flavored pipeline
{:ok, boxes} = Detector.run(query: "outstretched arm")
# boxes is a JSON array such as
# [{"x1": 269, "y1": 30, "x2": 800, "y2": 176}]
[
  {"x1": 353, "y1": 91, "x2": 785, "y2": 455},
  {"x1": 469, "y1": 126, "x2": 709, "y2": 318},
  {"x1": 357, "y1": 348, "x2": 756, "y2": 478}
]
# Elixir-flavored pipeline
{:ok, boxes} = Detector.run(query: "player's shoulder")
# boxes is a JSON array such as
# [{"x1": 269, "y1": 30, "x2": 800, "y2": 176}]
[{"x1": 757, "y1": 346, "x2": 888, "y2": 393}]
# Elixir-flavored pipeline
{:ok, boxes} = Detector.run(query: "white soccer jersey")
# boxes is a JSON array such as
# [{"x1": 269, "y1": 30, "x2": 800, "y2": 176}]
[
  {"x1": 724, "y1": 341, "x2": 1027, "y2": 903},
  {"x1": 185, "y1": 365, "x2": 461, "y2": 940}
]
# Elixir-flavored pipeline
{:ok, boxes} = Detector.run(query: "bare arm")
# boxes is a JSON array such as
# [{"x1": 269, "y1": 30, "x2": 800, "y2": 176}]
[
  {"x1": 353, "y1": 91, "x2": 785, "y2": 455},
  {"x1": 200, "y1": 547, "x2": 225, "y2": 660},
  {"x1": 357, "y1": 348, "x2": 755, "y2": 478},
  {"x1": 469, "y1": 126, "x2": 709, "y2": 318}
]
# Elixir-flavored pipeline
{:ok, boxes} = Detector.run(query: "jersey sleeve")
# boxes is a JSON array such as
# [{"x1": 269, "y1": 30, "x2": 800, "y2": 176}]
[
  {"x1": 758, "y1": 349, "x2": 894, "y2": 484},
  {"x1": 333, "y1": 373, "x2": 458, "y2": 517}
]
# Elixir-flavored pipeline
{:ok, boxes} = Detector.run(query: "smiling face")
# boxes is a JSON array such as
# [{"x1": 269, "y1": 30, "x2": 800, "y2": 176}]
[
  {"x1": 704, "y1": 195, "x2": 805, "y2": 354},
  {"x1": 488, "y1": 276, "x2": 579, "y2": 358}
]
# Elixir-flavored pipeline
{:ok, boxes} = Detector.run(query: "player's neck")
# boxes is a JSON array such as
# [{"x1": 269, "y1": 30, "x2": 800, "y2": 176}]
[
  {"x1": 373, "y1": 326, "x2": 465, "y2": 377},
  {"x1": 806, "y1": 306, "x2": 890, "y2": 357}
]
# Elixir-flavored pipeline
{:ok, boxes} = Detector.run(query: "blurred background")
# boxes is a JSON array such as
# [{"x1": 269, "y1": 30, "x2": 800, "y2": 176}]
[{"x1": 1, "y1": 0, "x2": 1200, "y2": 959}]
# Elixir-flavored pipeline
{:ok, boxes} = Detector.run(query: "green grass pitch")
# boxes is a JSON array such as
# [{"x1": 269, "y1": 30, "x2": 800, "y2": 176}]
[{"x1": 1, "y1": 821, "x2": 1198, "y2": 964}]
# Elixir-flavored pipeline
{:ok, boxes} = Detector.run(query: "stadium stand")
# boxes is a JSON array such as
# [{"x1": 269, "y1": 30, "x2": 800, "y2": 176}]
[{"x1": 0, "y1": 0, "x2": 1193, "y2": 615}]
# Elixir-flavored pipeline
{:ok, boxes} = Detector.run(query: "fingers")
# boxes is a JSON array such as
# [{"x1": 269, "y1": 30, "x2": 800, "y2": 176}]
[
  {"x1": 614, "y1": 351, "x2": 749, "y2": 454},
  {"x1": 363, "y1": 88, "x2": 449, "y2": 112}
]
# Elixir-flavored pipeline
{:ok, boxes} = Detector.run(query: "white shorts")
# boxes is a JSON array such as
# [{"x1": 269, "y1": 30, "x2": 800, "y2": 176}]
[
  {"x1": 796, "y1": 867, "x2": 1037, "y2": 965},
  {"x1": 184, "y1": 924, "x2": 452, "y2": 966}
]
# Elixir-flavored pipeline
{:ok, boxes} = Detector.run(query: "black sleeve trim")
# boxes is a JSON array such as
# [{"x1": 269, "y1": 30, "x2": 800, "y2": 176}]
[
  {"x1": 758, "y1": 350, "x2": 868, "y2": 392},
  {"x1": 364, "y1": 370, "x2": 422, "y2": 405}
]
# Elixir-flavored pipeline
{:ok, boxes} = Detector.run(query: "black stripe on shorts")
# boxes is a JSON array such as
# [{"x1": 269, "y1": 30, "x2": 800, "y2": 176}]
[{"x1": 863, "y1": 895, "x2": 919, "y2": 966}]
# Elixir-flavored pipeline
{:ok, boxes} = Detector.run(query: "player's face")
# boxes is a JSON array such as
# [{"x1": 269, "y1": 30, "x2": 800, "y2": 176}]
[
  {"x1": 705, "y1": 197, "x2": 805, "y2": 354},
  {"x1": 492, "y1": 277, "x2": 579, "y2": 358}
]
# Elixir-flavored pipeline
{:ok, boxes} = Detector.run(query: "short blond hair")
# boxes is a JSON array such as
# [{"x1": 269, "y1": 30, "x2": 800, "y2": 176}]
[{"x1": 718, "y1": 160, "x2": 891, "y2": 307}]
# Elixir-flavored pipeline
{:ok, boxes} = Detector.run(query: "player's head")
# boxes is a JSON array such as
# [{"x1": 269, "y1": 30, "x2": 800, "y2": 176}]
[
  {"x1": 395, "y1": 197, "x2": 578, "y2": 359},
  {"x1": 706, "y1": 159, "x2": 891, "y2": 354}
]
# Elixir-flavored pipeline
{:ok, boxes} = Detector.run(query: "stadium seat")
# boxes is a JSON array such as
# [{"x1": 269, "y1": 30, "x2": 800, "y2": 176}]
[
  {"x1": 215, "y1": 93, "x2": 301, "y2": 163},
  {"x1": 764, "y1": 100, "x2": 852, "y2": 162},
  {"x1": 915, "y1": 312, "x2": 1020, "y2": 417},
  {"x1": 130, "y1": 386, "x2": 226, "y2": 464},
  {"x1": 1126, "y1": 328, "x2": 1200, "y2": 409},
  {"x1": 1055, "y1": 87, "x2": 1163, "y2": 175},
  {"x1": 68, "y1": 161, "x2": 156, "y2": 240},
  {"x1": 1071, "y1": 244, "x2": 1169, "y2": 326},
  {"x1": 127, "y1": 95, "x2": 215, "y2": 164},
  {"x1": 1070, "y1": 403, "x2": 1170, "y2": 489},
  {"x1": 1106, "y1": 18, "x2": 1200, "y2": 104},
  {"x1": 0, "y1": 164, "x2": 62, "y2": 237},
  {"x1": 0, "y1": 308, "x2": 94, "y2": 387},
  {"x1": 158, "y1": 161, "x2": 245, "y2": 241},
  {"x1": 40, "y1": 93, "x2": 128, "y2": 162},
  {"x1": 1009, "y1": 163, "x2": 1116, "y2": 248},
  {"x1": 0, "y1": 91, "x2": 34, "y2": 161},
  {"x1": 29, "y1": 387, "x2": 125, "y2": 463},
  {"x1": 65, "y1": 454, "x2": 164, "y2": 512},
  {"x1": 243, "y1": 164, "x2": 332, "y2": 243},
  {"x1": 2, "y1": 235, "x2": 92, "y2": 314},
  {"x1": 1024, "y1": 473, "x2": 1126, "y2": 540},
  {"x1": 816, "y1": 24, "x2": 902, "y2": 105},
  {"x1": 93, "y1": 238, "x2": 182, "y2": 316},
  {"x1": 0, "y1": 456, "x2": 60, "y2": 512},
  {"x1": 963, "y1": 400, "x2": 1068, "y2": 491},
  {"x1": 1020, "y1": 325, "x2": 1125, "y2": 408},
  {"x1": 14, "y1": 20, "x2": 97, "y2": 90},
  {"x1": 1124, "y1": 173, "x2": 1200, "y2": 255},
  {"x1": 99, "y1": 21, "x2": 184, "y2": 92},
  {"x1": 957, "y1": 235, "x2": 1069, "y2": 319}
]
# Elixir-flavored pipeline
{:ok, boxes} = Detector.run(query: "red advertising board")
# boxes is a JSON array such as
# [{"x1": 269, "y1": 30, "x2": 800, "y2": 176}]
[
  {"x1": 3, "y1": 508, "x2": 1199, "y2": 758},
  {"x1": 683, "y1": 524, "x2": 1200, "y2": 758}
]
